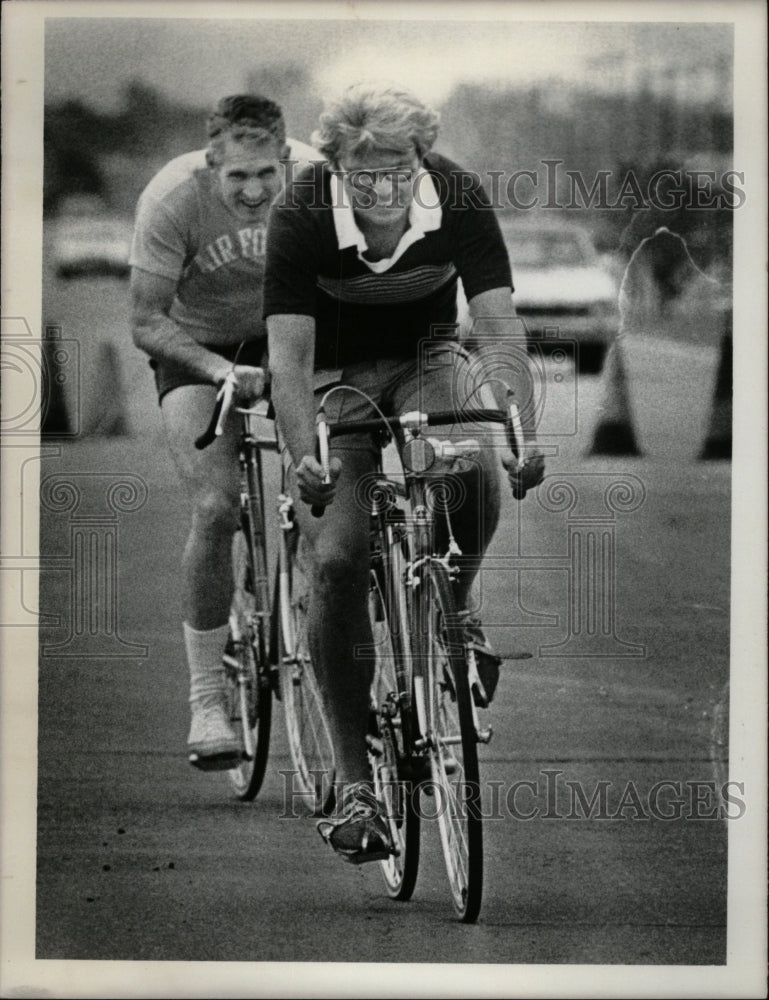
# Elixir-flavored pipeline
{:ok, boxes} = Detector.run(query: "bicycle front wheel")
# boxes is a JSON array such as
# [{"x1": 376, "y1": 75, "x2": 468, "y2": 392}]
[
  {"x1": 418, "y1": 561, "x2": 483, "y2": 923},
  {"x1": 279, "y1": 531, "x2": 336, "y2": 815},
  {"x1": 226, "y1": 529, "x2": 272, "y2": 801}
]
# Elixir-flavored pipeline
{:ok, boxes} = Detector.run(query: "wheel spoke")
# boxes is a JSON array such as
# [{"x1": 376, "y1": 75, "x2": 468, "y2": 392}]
[
  {"x1": 279, "y1": 540, "x2": 336, "y2": 814},
  {"x1": 226, "y1": 528, "x2": 272, "y2": 801},
  {"x1": 367, "y1": 557, "x2": 420, "y2": 901},
  {"x1": 421, "y1": 562, "x2": 482, "y2": 922}
]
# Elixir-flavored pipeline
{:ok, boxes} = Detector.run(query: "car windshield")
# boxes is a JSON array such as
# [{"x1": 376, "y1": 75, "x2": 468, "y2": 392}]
[{"x1": 506, "y1": 230, "x2": 591, "y2": 268}]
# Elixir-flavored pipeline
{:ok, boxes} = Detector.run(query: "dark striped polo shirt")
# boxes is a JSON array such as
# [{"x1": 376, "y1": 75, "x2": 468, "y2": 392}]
[{"x1": 264, "y1": 152, "x2": 513, "y2": 369}]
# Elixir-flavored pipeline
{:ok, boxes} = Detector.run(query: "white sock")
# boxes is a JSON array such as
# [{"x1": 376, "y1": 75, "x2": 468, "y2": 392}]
[{"x1": 183, "y1": 622, "x2": 230, "y2": 705}]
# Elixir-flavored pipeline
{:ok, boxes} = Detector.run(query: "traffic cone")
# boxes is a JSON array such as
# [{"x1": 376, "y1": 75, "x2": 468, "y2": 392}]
[
  {"x1": 699, "y1": 310, "x2": 732, "y2": 460},
  {"x1": 41, "y1": 333, "x2": 72, "y2": 437},
  {"x1": 586, "y1": 338, "x2": 642, "y2": 456},
  {"x1": 88, "y1": 341, "x2": 129, "y2": 437}
]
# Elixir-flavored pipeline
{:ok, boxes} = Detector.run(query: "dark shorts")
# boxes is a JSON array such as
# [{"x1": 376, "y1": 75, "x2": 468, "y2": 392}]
[{"x1": 151, "y1": 340, "x2": 267, "y2": 404}]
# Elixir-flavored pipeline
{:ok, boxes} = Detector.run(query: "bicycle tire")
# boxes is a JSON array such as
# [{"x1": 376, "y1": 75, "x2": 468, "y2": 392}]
[
  {"x1": 367, "y1": 553, "x2": 421, "y2": 902},
  {"x1": 417, "y1": 560, "x2": 483, "y2": 923},
  {"x1": 279, "y1": 530, "x2": 336, "y2": 816},
  {"x1": 226, "y1": 528, "x2": 272, "y2": 801}
]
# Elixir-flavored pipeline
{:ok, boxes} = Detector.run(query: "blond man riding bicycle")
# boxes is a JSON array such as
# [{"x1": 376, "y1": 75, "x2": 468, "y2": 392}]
[{"x1": 264, "y1": 82, "x2": 544, "y2": 863}]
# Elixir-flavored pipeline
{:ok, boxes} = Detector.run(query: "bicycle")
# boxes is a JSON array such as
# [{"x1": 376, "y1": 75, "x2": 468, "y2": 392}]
[
  {"x1": 195, "y1": 373, "x2": 335, "y2": 810},
  {"x1": 195, "y1": 375, "x2": 275, "y2": 799},
  {"x1": 313, "y1": 386, "x2": 526, "y2": 923}
]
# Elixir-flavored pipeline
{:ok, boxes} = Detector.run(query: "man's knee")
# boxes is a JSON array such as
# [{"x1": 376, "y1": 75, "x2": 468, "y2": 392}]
[
  {"x1": 436, "y1": 454, "x2": 501, "y2": 549},
  {"x1": 446, "y1": 449, "x2": 501, "y2": 508},
  {"x1": 312, "y1": 538, "x2": 369, "y2": 602},
  {"x1": 191, "y1": 488, "x2": 240, "y2": 535}
]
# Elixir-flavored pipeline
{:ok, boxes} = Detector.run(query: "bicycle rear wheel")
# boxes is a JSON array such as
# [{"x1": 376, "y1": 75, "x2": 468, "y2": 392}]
[
  {"x1": 225, "y1": 528, "x2": 272, "y2": 801},
  {"x1": 367, "y1": 549, "x2": 420, "y2": 902},
  {"x1": 279, "y1": 530, "x2": 336, "y2": 815},
  {"x1": 418, "y1": 560, "x2": 483, "y2": 922}
]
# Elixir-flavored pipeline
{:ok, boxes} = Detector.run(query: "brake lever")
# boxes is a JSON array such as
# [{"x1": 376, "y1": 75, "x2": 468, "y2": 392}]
[
  {"x1": 506, "y1": 389, "x2": 526, "y2": 470},
  {"x1": 311, "y1": 408, "x2": 331, "y2": 518},
  {"x1": 195, "y1": 372, "x2": 237, "y2": 450}
]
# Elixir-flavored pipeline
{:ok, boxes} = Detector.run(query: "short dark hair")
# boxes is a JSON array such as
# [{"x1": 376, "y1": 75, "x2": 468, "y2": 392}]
[{"x1": 206, "y1": 95, "x2": 286, "y2": 166}]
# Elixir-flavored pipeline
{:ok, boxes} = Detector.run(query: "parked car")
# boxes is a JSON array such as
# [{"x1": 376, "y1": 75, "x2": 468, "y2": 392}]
[
  {"x1": 51, "y1": 197, "x2": 132, "y2": 279},
  {"x1": 501, "y1": 216, "x2": 620, "y2": 373}
]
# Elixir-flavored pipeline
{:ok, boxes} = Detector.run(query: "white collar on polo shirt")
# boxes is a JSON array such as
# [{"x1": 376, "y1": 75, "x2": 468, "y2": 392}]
[{"x1": 329, "y1": 167, "x2": 442, "y2": 274}]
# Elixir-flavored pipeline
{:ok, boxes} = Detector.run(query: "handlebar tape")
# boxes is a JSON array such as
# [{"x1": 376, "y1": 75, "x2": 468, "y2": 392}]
[
  {"x1": 195, "y1": 397, "x2": 224, "y2": 450},
  {"x1": 311, "y1": 409, "x2": 329, "y2": 518}
]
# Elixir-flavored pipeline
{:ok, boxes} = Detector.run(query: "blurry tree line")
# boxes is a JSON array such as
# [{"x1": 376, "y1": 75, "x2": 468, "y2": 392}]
[
  {"x1": 45, "y1": 67, "x2": 733, "y2": 273},
  {"x1": 44, "y1": 68, "x2": 322, "y2": 217},
  {"x1": 440, "y1": 80, "x2": 733, "y2": 273},
  {"x1": 45, "y1": 81, "x2": 208, "y2": 215},
  {"x1": 442, "y1": 81, "x2": 732, "y2": 181}
]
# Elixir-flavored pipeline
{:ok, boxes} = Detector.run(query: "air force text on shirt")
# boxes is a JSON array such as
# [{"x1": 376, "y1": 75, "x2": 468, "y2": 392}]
[{"x1": 197, "y1": 225, "x2": 267, "y2": 273}]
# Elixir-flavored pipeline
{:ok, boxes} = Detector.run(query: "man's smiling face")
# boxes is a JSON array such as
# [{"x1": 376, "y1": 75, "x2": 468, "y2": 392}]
[
  {"x1": 338, "y1": 145, "x2": 420, "y2": 228},
  {"x1": 214, "y1": 136, "x2": 284, "y2": 222}
]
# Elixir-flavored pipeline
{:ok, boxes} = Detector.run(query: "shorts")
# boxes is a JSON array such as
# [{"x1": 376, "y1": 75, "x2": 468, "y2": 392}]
[
  {"x1": 284, "y1": 343, "x2": 502, "y2": 460},
  {"x1": 151, "y1": 339, "x2": 267, "y2": 404}
]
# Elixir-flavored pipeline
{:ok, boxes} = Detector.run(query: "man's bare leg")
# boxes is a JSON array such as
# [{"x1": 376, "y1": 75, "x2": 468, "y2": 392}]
[
  {"x1": 162, "y1": 383, "x2": 243, "y2": 767},
  {"x1": 291, "y1": 448, "x2": 375, "y2": 787}
]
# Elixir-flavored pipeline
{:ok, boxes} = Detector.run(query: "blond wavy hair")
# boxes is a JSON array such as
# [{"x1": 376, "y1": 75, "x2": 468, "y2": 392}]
[{"x1": 312, "y1": 82, "x2": 440, "y2": 164}]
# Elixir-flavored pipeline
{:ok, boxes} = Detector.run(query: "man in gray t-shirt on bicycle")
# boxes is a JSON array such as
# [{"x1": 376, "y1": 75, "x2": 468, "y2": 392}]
[
  {"x1": 264, "y1": 82, "x2": 544, "y2": 863},
  {"x1": 130, "y1": 95, "x2": 316, "y2": 771}
]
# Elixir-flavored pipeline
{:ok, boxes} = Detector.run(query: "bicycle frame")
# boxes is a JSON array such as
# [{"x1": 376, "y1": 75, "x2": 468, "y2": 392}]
[
  {"x1": 328, "y1": 406, "x2": 508, "y2": 920},
  {"x1": 230, "y1": 407, "x2": 278, "y2": 764},
  {"x1": 236, "y1": 406, "x2": 274, "y2": 627},
  {"x1": 371, "y1": 421, "x2": 494, "y2": 761},
  {"x1": 195, "y1": 387, "x2": 278, "y2": 799}
]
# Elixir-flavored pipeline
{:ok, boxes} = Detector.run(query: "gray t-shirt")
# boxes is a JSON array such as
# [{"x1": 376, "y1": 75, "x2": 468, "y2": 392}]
[{"x1": 130, "y1": 139, "x2": 319, "y2": 347}]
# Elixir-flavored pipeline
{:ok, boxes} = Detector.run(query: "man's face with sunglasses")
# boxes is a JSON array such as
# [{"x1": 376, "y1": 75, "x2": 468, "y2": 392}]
[{"x1": 336, "y1": 146, "x2": 420, "y2": 227}]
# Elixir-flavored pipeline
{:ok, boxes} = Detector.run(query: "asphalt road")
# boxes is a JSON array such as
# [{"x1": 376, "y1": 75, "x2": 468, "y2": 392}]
[
  {"x1": 37, "y1": 281, "x2": 738, "y2": 965},
  {"x1": 29, "y1": 273, "x2": 736, "y2": 978}
]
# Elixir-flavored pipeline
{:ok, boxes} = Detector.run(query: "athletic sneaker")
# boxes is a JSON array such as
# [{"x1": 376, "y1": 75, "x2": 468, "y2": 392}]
[
  {"x1": 461, "y1": 615, "x2": 502, "y2": 708},
  {"x1": 317, "y1": 781, "x2": 397, "y2": 865},
  {"x1": 187, "y1": 700, "x2": 241, "y2": 771}
]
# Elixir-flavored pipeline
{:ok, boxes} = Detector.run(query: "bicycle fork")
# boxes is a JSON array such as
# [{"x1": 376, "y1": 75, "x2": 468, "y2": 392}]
[
  {"x1": 223, "y1": 617, "x2": 258, "y2": 761},
  {"x1": 406, "y1": 554, "x2": 493, "y2": 753},
  {"x1": 277, "y1": 494, "x2": 305, "y2": 686}
]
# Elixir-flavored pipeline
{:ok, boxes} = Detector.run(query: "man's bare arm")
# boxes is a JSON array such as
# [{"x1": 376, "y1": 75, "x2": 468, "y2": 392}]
[
  {"x1": 268, "y1": 313, "x2": 341, "y2": 507},
  {"x1": 130, "y1": 268, "x2": 234, "y2": 386},
  {"x1": 467, "y1": 286, "x2": 545, "y2": 498},
  {"x1": 267, "y1": 314, "x2": 316, "y2": 462},
  {"x1": 465, "y1": 286, "x2": 537, "y2": 430}
]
